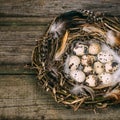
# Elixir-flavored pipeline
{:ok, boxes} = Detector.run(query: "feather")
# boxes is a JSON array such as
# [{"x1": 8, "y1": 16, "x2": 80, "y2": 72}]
[
  {"x1": 113, "y1": 67, "x2": 120, "y2": 83},
  {"x1": 71, "y1": 85, "x2": 87, "y2": 95},
  {"x1": 49, "y1": 21, "x2": 65, "y2": 39},
  {"x1": 102, "y1": 44, "x2": 120, "y2": 83},
  {"x1": 48, "y1": 10, "x2": 88, "y2": 39},
  {"x1": 54, "y1": 31, "x2": 69, "y2": 60},
  {"x1": 106, "y1": 30, "x2": 120, "y2": 47},
  {"x1": 106, "y1": 31, "x2": 116, "y2": 46},
  {"x1": 102, "y1": 44, "x2": 120, "y2": 63},
  {"x1": 64, "y1": 55, "x2": 70, "y2": 74},
  {"x1": 71, "y1": 84, "x2": 95, "y2": 100}
]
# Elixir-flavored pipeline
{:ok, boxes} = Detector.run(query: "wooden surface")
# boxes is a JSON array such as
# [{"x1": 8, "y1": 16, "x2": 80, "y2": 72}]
[{"x1": 0, "y1": 0, "x2": 120, "y2": 119}]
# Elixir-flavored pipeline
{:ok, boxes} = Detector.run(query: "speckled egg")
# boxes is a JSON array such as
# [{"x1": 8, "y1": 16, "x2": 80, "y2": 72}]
[
  {"x1": 94, "y1": 62, "x2": 104, "y2": 74},
  {"x1": 88, "y1": 43, "x2": 101, "y2": 55},
  {"x1": 73, "y1": 43, "x2": 88, "y2": 56},
  {"x1": 81, "y1": 55, "x2": 96, "y2": 66},
  {"x1": 86, "y1": 75, "x2": 97, "y2": 87},
  {"x1": 83, "y1": 66, "x2": 93, "y2": 75},
  {"x1": 97, "y1": 51, "x2": 113, "y2": 63},
  {"x1": 70, "y1": 70, "x2": 85, "y2": 83},
  {"x1": 105, "y1": 62, "x2": 119, "y2": 73},
  {"x1": 68, "y1": 55, "x2": 80, "y2": 70},
  {"x1": 98, "y1": 73, "x2": 113, "y2": 85}
]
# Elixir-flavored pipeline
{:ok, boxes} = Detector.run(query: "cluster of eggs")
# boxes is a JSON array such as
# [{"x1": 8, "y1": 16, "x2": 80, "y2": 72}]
[{"x1": 65, "y1": 41, "x2": 119, "y2": 87}]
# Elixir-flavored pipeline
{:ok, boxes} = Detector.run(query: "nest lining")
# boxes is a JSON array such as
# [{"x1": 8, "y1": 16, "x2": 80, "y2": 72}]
[{"x1": 32, "y1": 10, "x2": 120, "y2": 111}]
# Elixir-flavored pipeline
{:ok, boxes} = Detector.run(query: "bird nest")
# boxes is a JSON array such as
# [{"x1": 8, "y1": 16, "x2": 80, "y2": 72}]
[{"x1": 32, "y1": 10, "x2": 120, "y2": 111}]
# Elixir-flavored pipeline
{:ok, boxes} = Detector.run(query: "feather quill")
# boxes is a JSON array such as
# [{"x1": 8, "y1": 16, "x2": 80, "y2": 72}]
[{"x1": 54, "y1": 31, "x2": 69, "y2": 60}]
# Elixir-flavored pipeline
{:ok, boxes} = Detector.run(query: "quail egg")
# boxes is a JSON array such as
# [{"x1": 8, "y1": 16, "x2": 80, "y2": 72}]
[
  {"x1": 81, "y1": 55, "x2": 96, "y2": 66},
  {"x1": 98, "y1": 73, "x2": 113, "y2": 85},
  {"x1": 73, "y1": 43, "x2": 88, "y2": 56},
  {"x1": 105, "y1": 62, "x2": 119, "y2": 73},
  {"x1": 88, "y1": 42, "x2": 101, "y2": 55},
  {"x1": 70, "y1": 70, "x2": 85, "y2": 83},
  {"x1": 83, "y1": 66, "x2": 93, "y2": 75},
  {"x1": 68, "y1": 55, "x2": 80, "y2": 70},
  {"x1": 86, "y1": 75, "x2": 97, "y2": 87},
  {"x1": 97, "y1": 51, "x2": 113, "y2": 63},
  {"x1": 94, "y1": 62, "x2": 104, "y2": 74}
]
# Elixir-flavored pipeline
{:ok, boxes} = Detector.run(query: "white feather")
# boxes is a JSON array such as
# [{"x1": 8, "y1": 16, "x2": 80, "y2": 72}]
[
  {"x1": 49, "y1": 22, "x2": 65, "y2": 39},
  {"x1": 71, "y1": 85, "x2": 95, "y2": 99},
  {"x1": 113, "y1": 68, "x2": 120, "y2": 82},
  {"x1": 102, "y1": 44, "x2": 120, "y2": 63},
  {"x1": 64, "y1": 55, "x2": 70, "y2": 74},
  {"x1": 106, "y1": 30, "x2": 116, "y2": 46},
  {"x1": 102, "y1": 44, "x2": 120, "y2": 83},
  {"x1": 71, "y1": 85, "x2": 86, "y2": 95}
]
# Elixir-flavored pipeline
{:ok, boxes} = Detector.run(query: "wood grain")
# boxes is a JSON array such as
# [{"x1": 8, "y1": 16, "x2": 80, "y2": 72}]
[
  {"x1": 0, "y1": 0, "x2": 120, "y2": 17},
  {"x1": 0, "y1": 17, "x2": 51, "y2": 64},
  {"x1": 0, "y1": 0, "x2": 120, "y2": 119},
  {"x1": 0, "y1": 31, "x2": 41, "y2": 64},
  {"x1": 0, "y1": 65, "x2": 36, "y2": 75},
  {"x1": 0, "y1": 74, "x2": 120, "y2": 120},
  {"x1": 0, "y1": 0, "x2": 120, "y2": 64}
]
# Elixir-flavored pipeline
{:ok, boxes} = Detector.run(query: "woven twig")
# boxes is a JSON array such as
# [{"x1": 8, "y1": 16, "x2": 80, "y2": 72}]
[{"x1": 32, "y1": 10, "x2": 120, "y2": 111}]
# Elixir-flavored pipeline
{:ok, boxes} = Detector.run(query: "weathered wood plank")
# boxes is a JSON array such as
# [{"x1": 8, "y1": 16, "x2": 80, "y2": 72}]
[
  {"x1": 0, "y1": 41, "x2": 35, "y2": 46},
  {"x1": 0, "y1": 17, "x2": 51, "y2": 25},
  {"x1": 0, "y1": 46, "x2": 34, "y2": 64},
  {"x1": 0, "y1": 0, "x2": 120, "y2": 65},
  {"x1": 0, "y1": 25, "x2": 48, "y2": 32},
  {"x1": 0, "y1": 31, "x2": 43, "y2": 64},
  {"x1": 0, "y1": 18, "x2": 48, "y2": 64},
  {"x1": 0, "y1": 65, "x2": 36, "y2": 75},
  {"x1": 0, "y1": 74, "x2": 120, "y2": 120},
  {"x1": 0, "y1": 31, "x2": 44, "y2": 41},
  {"x1": 0, "y1": 0, "x2": 120, "y2": 17},
  {"x1": 0, "y1": 17, "x2": 52, "y2": 32},
  {"x1": 0, "y1": 0, "x2": 120, "y2": 119},
  {"x1": 0, "y1": 23, "x2": 45, "y2": 31},
  {"x1": 0, "y1": 75, "x2": 54, "y2": 119},
  {"x1": 0, "y1": 55, "x2": 31, "y2": 65}
]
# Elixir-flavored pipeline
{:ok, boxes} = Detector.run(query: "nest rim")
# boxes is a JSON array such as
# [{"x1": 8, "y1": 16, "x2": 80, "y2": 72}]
[{"x1": 32, "y1": 10, "x2": 120, "y2": 111}]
